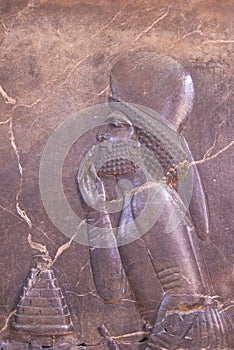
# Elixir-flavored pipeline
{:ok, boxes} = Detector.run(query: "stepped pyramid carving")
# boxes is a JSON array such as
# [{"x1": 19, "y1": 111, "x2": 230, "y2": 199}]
[{"x1": 12, "y1": 255, "x2": 73, "y2": 336}]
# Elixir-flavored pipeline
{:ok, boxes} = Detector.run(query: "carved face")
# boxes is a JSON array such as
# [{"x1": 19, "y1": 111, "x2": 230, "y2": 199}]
[
  {"x1": 96, "y1": 112, "x2": 135, "y2": 143},
  {"x1": 95, "y1": 112, "x2": 140, "y2": 176}
]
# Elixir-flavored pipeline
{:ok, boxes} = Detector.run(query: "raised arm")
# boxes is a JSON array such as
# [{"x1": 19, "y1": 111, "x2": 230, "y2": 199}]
[{"x1": 79, "y1": 165, "x2": 129, "y2": 303}]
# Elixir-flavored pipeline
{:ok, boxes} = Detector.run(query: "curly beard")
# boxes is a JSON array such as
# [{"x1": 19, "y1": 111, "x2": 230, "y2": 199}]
[
  {"x1": 93, "y1": 140, "x2": 140, "y2": 176},
  {"x1": 97, "y1": 157, "x2": 138, "y2": 176}
]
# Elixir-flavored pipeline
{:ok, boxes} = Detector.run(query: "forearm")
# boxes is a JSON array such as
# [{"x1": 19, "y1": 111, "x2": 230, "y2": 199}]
[{"x1": 86, "y1": 207, "x2": 130, "y2": 302}]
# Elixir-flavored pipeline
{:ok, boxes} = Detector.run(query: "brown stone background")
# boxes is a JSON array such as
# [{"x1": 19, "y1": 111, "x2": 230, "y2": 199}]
[{"x1": 0, "y1": 0, "x2": 233, "y2": 349}]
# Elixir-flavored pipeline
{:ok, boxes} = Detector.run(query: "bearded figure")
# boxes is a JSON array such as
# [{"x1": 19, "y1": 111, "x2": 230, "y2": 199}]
[{"x1": 77, "y1": 100, "x2": 233, "y2": 350}]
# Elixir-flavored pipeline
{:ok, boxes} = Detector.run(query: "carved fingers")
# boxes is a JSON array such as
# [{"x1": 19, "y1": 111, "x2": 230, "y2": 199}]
[{"x1": 79, "y1": 164, "x2": 106, "y2": 211}]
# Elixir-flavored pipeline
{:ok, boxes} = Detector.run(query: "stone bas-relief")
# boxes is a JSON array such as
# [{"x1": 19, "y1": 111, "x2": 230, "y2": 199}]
[
  {"x1": 0, "y1": 52, "x2": 233, "y2": 349},
  {"x1": 1, "y1": 53, "x2": 234, "y2": 350},
  {"x1": 2, "y1": 255, "x2": 74, "y2": 349},
  {"x1": 12, "y1": 255, "x2": 73, "y2": 346},
  {"x1": 78, "y1": 99, "x2": 233, "y2": 348},
  {"x1": 0, "y1": 1, "x2": 233, "y2": 349}
]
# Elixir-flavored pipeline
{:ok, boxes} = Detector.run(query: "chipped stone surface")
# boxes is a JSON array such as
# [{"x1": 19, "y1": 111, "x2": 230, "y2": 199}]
[{"x1": 0, "y1": 0, "x2": 233, "y2": 349}]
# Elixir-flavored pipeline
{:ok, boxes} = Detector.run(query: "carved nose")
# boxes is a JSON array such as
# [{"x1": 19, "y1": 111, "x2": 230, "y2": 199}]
[
  {"x1": 97, "y1": 132, "x2": 110, "y2": 142},
  {"x1": 97, "y1": 133, "x2": 105, "y2": 142}
]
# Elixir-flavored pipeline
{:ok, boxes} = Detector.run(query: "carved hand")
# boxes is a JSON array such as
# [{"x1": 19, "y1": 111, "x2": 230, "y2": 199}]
[{"x1": 79, "y1": 164, "x2": 107, "y2": 212}]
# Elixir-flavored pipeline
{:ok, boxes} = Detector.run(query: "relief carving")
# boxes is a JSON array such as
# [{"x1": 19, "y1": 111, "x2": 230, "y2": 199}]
[
  {"x1": 1, "y1": 53, "x2": 232, "y2": 350},
  {"x1": 11, "y1": 255, "x2": 73, "y2": 348},
  {"x1": 0, "y1": 1, "x2": 233, "y2": 349},
  {"x1": 77, "y1": 54, "x2": 233, "y2": 349}
]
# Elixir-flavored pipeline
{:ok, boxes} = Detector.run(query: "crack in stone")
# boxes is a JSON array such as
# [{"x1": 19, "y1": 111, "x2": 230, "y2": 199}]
[
  {"x1": 169, "y1": 23, "x2": 203, "y2": 50},
  {"x1": 0, "y1": 118, "x2": 11, "y2": 126},
  {"x1": 97, "y1": 86, "x2": 110, "y2": 96},
  {"x1": 133, "y1": 5, "x2": 172, "y2": 43},
  {"x1": 32, "y1": 224, "x2": 53, "y2": 242},
  {"x1": 69, "y1": 86, "x2": 109, "y2": 97},
  {"x1": 76, "y1": 262, "x2": 90, "y2": 287},
  {"x1": 209, "y1": 240, "x2": 234, "y2": 267},
  {"x1": 99, "y1": 324, "x2": 148, "y2": 349},
  {"x1": 220, "y1": 302, "x2": 234, "y2": 313},
  {"x1": 203, "y1": 120, "x2": 226, "y2": 159},
  {"x1": 27, "y1": 233, "x2": 51, "y2": 260},
  {"x1": 203, "y1": 39, "x2": 234, "y2": 44},
  {"x1": 0, "y1": 204, "x2": 20, "y2": 219},
  {"x1": 0, "y1": 20, "x2": 7, "y2": 32},
  {"x1": 65, "y1": 290, "x2": 101, "y2": 300},
  {"x1": 93, "y1": 181, "x2": 163, "y2": 209},
  {"x1": 98, "y1": 324, "x2": 121, "y2": 349},
  {"x1": 62, "y1": 54, "x2": 93, "y2": 85},
  {"x1": 51, "y1": 219, "x2": 86, "y2": 266},
  {"x1": 112, "y1": 330, "x2": 149, "y2": 340},
  {"x1": 9, "y1": 118, "x2": 22, "y2": 176},
  {"x1": 168, "y1": 293, "x2": 220, "y2": 300},
  {"x1": 16, "y1": 98, "x2": 42, "y2": 109},
  {"x1": 180, "y1": 12, "x2": 188, "y2": 22},
  {"x1": 175, "y1": 138, "x2": 234, "y2": 183},
  {"x1": 89, "y1": 1, "x2": 130, "y2": 40},
  {"x1": 9, "y1": 117, "x2": 32, "y2": 228},
  {"x1": 181, "y1": 24, "x2": 203, "y2": 40},
  {"x1": 125, "y1": 6, "x2": 159, "y2": 15},
  {"x1": 0, "y1": 203, "x2": 53, "y2": 242},
  {"x1": 5, "y1": 221, "x2": 21, "y2": 235},
  {"x1": 122, "y1": 298, "x2": 137, "y2": 303},
  {"x1": 0, "y1": 309, "x2": 16, "y2": 334},
  {"x1": 190, "y1": 140, "x2": 234, "y2": 166},
  {"x1": 51, "y1": 238, "x2": 75, "y2": 266},
  {"x1": 3, "y1": 97, "x2": 43, "y2": 229},
  {"x1": 0, "y1": 84, "x2": 16, "y2": 105},
  {"x1": 16, "y1": 202, "x2": 32, "y2": 227},
  {"x1": 210, "y1": 90, "x2": 233, "y2": 116},
  {"x1": 180, "y1": 274, "x2": 192, "y2": 285}
]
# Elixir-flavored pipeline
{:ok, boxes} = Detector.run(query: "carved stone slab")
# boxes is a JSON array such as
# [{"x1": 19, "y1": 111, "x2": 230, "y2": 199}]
[{"x1": 0, "y1": 1, "x2": 233, "y2": 349}]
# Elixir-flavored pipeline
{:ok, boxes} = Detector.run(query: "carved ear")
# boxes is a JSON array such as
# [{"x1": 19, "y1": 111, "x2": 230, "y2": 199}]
[{"x1": 109, "y1": 51, "x2": 194, "y2": 133}]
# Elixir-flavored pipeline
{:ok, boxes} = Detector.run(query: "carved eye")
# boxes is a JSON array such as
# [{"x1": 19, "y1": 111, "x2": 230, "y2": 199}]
[{"x1": 111, "y1": 120, "x2": 125, "y2": 129}]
